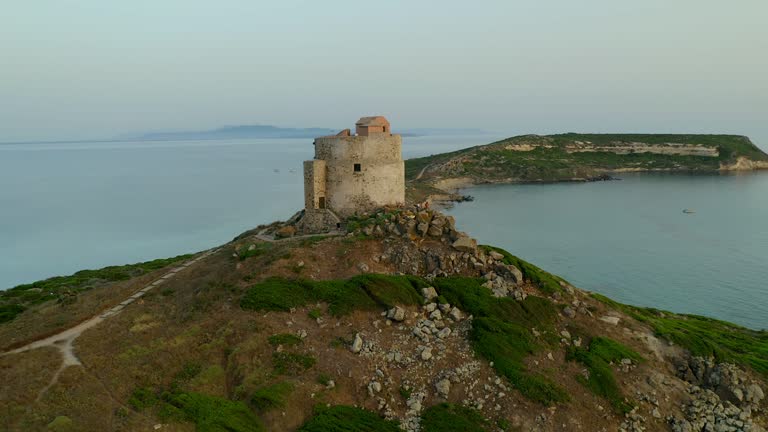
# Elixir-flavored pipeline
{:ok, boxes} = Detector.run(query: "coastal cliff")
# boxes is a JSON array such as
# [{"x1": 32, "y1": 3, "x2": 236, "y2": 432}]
[
  {"x1": 406, "y1": 134, "x2": 768, "y2": 194},
  {"x1": 0, "y1": 208, "x2": 765, "y2": 432}
]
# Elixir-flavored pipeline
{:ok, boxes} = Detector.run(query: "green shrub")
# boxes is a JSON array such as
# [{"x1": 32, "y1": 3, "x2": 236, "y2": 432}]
[
  {"x1": 272, "y1": 352, "x2": 316, "y2": 375},
  {"x1": 175, "y1": 362, "x2": 203, "y2": 382},
  {"x1": 0, "y1": 254, "x2": 191, "y2": 324},
  {"x1": 163, "y1": 391, "x2": 265, "y2": 432},
  {"x1": 251, "y1": 381, "x2": 293, "y2": 411},
  {"x1": 237, "y1": 244, "x2": 272, "y2": 261},
  {"x1": 434, "y1": 277, "x2": 568, "y2": 405},
  {"x1": 240, "y1": 278, "x2": 310, "y2": 312},
  {"x1": 128, "y1": 387, "x2": 159, "y2": 411},
  {"x1": 566, "y1": 337, "x2": 642, "y2": 413},
  {"x1": 420, "y1": 403, "x2": 488, "y2": 432},
  {"x1": 298, "y1": 405, "x2": 400, "y2": 432},
  {"x1": 308, "y1": 308, "x2": 322, "y2": 319},
  {"x1": 241, "y1": 274, "x2": 425, "y2": 317},
  {"x1": 591, "y1": 293, "x2": 768, "y2": 377},
  {"x1": 317, "y1": 373, "x2": 332, "y2": 386},
  {"x1": 398, "y1": 386, "x2": 412, "y2": 400},
  {"x1": 268, "y1": 333, "x2": 303, "y2": 347},
  {"x1": 0, "y1": 304, "x2": 25, "y2": 323}
]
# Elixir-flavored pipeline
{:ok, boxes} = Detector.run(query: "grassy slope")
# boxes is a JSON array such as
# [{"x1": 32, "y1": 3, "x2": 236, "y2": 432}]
[
  {"x1": 4, "y1": 235, "x2": 768, "y2": 430},
  {"x1": 406, "y1": 133, "x2": 768, "y2": 182},
  {"x1": 592, "y1": 293, "x2": 768, "y2": 377},
  {"x1": 0, "y1": 254, "x2": 192, "y2": 323}
]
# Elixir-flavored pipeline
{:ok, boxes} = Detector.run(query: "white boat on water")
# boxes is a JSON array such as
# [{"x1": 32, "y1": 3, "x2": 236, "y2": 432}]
[{"x1": 682, "y1": 209, "x2": 695, "y2": 214}]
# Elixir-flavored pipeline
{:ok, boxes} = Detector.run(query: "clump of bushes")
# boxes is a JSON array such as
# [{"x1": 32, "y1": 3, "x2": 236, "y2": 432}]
[
  {"x1": 420, "y1": 403, "x2": 488, "y2": 432},
  {"x1": 0, "y1": 254, "x2": 192, "y2": 324},
  {"x1": 434, "y1": 277, "x2": 569, "y2": 405},
  {"x1": 251, "y1": 382, "x2": 293, "y2": 411},
  {"x1": 298, "y1": 405, "x2": 400, "y2": 432},
  {"x1": 566, "y1": 336, "x2": 643, "y2": 413},
  {"x1": 592, "y1": 293, "x2": 768, "y2": 377},
  {"x1": 272, "y1": 352, "x2": 316, "y2": 375},
  {"x1": 268, "y1": 333, "x2": 303, "y2": 347},
  {"x1": 240, "y1": 274, "x2": 426, "y2": 316}
]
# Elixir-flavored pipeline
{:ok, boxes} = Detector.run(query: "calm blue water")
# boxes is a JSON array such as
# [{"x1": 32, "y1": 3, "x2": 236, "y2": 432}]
[
  {"x1": 445, "y1": 173, "x2": 768, "y2": 330},
  {"x1": 0, "y1": 135, "x2": 501, "y2": 290}
]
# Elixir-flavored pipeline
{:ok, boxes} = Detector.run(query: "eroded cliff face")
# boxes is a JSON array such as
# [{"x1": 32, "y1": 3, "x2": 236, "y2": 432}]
[
  {"x1": 720, "y1": 157, "x2": 768, "y2": 171},
  {"x1": 504, "y1": 141, "x2": 720, "y2": 157}
]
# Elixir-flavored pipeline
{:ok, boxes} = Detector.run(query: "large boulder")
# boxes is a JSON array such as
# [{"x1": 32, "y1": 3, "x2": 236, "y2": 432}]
[
  {"x1": 452, "y1": 234, "x2": 477, "y2": 252},
  {"x1": 427, "y1": 225, "x2": 443, "y2": 237}
]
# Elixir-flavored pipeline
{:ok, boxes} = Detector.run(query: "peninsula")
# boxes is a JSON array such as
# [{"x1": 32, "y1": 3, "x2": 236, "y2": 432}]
[{"x1": 406, "y1": 134, "x2": 768, "y2": 195}]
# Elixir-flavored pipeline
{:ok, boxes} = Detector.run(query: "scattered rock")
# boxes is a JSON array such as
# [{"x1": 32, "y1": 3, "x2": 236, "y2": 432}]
[
  {"x1": 386, "y1": 306, "x2": 406, "y2": 322},
  {"x1": 350, "y1": 333, "x2": 363, "y2": 353},
  {"x1": 448, "y1": 307, "x2": 464, "y2": 321},
  {"x1": 599, "y1": 316, "x2": 621, "y2": 325},
  {"x1": 420, "y1": 347, "x2": 433, "y2": 361},
  {"x1": 562, "y1": 307, "x2": 576, "y2": 318},
  {"x1": 435, "y1": 379, "x2": 451, "y2": 398},
  {"x1": 422, "y1": 287, "x2": 438, "y2": 301},
  {"x1": 452, "y1": 234, "x2": 477, "y2": 252}
]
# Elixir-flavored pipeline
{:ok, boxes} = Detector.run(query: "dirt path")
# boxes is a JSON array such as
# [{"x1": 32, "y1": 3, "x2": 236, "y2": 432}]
[
  {"x1": 254, "y1": 231, "x2": 343, "y2": 243},
  {"x1": 0, "y1": 248, "x2": 219, "y2": 401},
  {"x1": 415, "y1": 163, "x2": 432, "y2": 180}
]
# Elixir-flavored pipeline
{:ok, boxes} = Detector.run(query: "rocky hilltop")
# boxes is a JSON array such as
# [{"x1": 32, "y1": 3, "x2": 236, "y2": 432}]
[
  {"x1": 406, "y1": 134, "x2": 768, "y2": 193},
  {"x1": 0, "y1": 208, "x2": 766, "y2": 432}
]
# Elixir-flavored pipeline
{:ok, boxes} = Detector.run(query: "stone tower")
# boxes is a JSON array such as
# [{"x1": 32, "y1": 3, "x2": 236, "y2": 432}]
[{"x1": 301, "y1": 116, "x2": 405, "y2": 230}]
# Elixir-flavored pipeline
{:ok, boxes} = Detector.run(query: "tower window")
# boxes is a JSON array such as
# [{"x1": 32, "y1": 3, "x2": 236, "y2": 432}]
[{"x1": 354, "y1": 163, "x2": 361, "y2": 172}]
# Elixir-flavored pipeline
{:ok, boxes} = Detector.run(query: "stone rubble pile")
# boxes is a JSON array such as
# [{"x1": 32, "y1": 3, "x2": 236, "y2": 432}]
[{"x1": 669, "y1": 356, "x2": 766, "y2": 432}]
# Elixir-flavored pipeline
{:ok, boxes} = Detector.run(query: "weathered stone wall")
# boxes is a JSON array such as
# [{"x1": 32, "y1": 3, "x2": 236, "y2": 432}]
[
  {"x1": 303, "y1": 160, "x2": 326, "y2": 209},
  {"x1": 312, "y1": 134, "x2": 405, "y2": 217}
]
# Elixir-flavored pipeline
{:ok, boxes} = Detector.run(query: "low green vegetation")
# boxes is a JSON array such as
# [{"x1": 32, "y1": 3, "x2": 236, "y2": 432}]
[
  {"x1": 316, "y1": 373, "x2": 332, "y2": 386},
  {"x1": 398, "y1": 386, "x2": 412, "y2": 400},
  {"x1": 272, "y1": 352, "x2": 316, "y2": 375},
  {"x1": 240, "y1": 274, "x2": 427, "y2": 316},
  {"x1": 592, "y1": 293, "x2": 768, "y2": 377},
  {"x1": 251, "y1": 381, "x2": 293, "y2": 411},
  {"x1": 566, "y1": 337, "x2": 643, "y2": 413},
  {"x1": 481, "y1": 245, "x2": 566, "y2": 294},
  {"x1": 0, "y1": 254, "x2": 192, "y2": 324},
  {"x1": 307, "y1": 308, "x2": 322, "y2": 319},
  {"x1": 406, "y1": 133, "x2": 767, "y2": 183},
  {"x1": 161, "y1": 391, "x2": 264, "y2": 432},
  {"x1": 129, "y1": 362, "x2": 264, "y2": 431},
  {"x1": 128, "y1": 386, "x2": 159, "y2": 411},
  {"x1": 298, "y1": 405, "x2": 400, "y2": 432},
  {"x1": 243, "y1": 270, "x2": 569, "y2": 405},
  {"x1": 433, "y1": 277, "x2": 568, "y2": 405},
  {"x1": 420, "y1": 403, "x2": 489, "y2": 432},
  {"x1": 236, "y1": 243, "x2": 273, "y2": 261},
  {"x1": 268, "y1": 333, "x2": 303, "y2": 347},
  {"x1": 129, "y1": 385, "x2": 264, "y2": 432}
]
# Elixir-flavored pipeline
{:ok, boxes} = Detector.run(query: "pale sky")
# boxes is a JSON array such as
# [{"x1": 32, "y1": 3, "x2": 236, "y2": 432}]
[{"x1": 2, "y1": 0, "x2": 767, "y2": 148}]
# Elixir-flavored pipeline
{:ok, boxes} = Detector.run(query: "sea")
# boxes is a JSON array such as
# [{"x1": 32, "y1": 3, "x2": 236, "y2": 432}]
[{"x1": 1, "y1": 135, "x2": 767, "y2": 329}]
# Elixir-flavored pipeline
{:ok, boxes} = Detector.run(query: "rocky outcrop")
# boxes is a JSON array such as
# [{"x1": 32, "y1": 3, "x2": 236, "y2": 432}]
[{"x1": 670, "y1": 356, "x2": 766, "y2": 432}]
